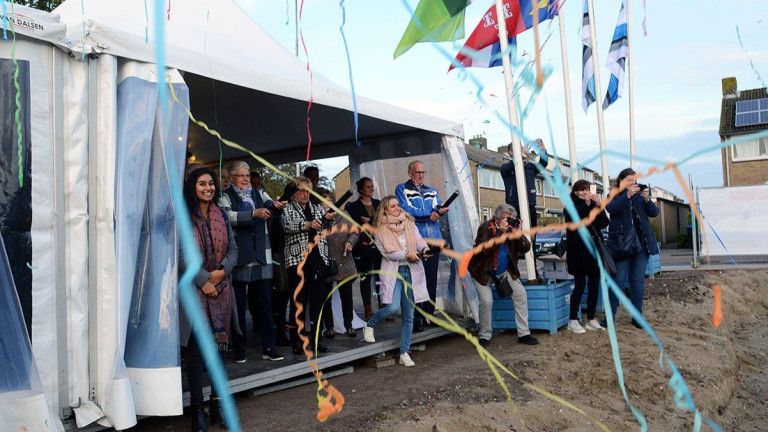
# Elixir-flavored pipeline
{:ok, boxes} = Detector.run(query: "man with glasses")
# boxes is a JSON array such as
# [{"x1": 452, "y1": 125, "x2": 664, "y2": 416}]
[{"x1": 395, "y1": 160, "x2": 449, "y2": 332}]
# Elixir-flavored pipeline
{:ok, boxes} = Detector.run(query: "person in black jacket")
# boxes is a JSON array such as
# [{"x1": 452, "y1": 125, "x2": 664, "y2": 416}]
[
  {"x1": 499, "y1": 139, "x2": 549, "y2": 233},
  {"x1": 346, "y1": 177, "x2": 381, "y2": 320},
  {"x1": 565, "y1": 180, "x2": 610, "y2": 333}
]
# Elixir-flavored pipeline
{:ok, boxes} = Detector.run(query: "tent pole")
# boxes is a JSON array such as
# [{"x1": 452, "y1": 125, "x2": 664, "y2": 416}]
[{"x1": 495, "y1": 0, "x2": 536, "y2": 280}]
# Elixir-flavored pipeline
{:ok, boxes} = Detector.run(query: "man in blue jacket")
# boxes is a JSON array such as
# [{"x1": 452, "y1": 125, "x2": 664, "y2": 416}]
[
  {"x1": 396, "y1": 160, "x2": 449, "y2": 331},
  {"x1": 499, "y1": 139, "x2": 549, "y2": 235}
]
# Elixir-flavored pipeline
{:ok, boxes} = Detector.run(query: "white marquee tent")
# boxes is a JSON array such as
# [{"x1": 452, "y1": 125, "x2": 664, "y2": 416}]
[{"x1": 1, "y1": 1, "x2": 480, "y2": 430}]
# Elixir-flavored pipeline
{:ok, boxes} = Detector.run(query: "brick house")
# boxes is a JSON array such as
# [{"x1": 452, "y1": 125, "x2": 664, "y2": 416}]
[{"x1": 718, "y1": 77, "x2": 768, "y2": 186}]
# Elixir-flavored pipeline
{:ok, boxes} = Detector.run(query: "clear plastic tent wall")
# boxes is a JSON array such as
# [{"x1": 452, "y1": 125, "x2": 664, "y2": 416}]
[
  {"x1": 350, "y1": 136, "x2": 479, "y2": 320},
  {"x1": 124, "y1": 67, "x2": 188, "y2": 417},
  {"x1": 90, "y1": 62, "x2": 188, "y2": 429},
  {"x1": 0, "y1": 236, "x2": 56, "y2": 432}
]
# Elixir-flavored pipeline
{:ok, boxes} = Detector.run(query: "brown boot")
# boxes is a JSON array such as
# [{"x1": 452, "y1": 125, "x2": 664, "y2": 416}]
[{"x1": 364, "y1": 305, "x2": 373, "y2": 321}]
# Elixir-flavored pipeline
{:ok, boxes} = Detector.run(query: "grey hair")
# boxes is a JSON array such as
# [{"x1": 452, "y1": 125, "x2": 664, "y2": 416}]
[
  {"x1": 493, "y1": 204, "x2": 517, "y2": 219},
  {"x1": 407, "y1": 160, "x2": 424, "y2": 172},
  {"x1": 230, "y1": 160, "x2": 250, "y2": 175}
]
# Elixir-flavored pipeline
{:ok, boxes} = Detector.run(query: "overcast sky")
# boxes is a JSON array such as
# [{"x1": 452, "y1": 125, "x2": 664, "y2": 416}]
[{"x1": 237, "y1": 0, "x2": 767, "y2": 199}]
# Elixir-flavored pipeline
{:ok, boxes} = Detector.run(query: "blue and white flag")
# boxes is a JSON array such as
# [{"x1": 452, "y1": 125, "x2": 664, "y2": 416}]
[
  {"x1": 602, "y1": 0, "x2": 628, "y2": 109},
  {"x1": 581, "y1": 0, "x2": 596, "y2": 112}
]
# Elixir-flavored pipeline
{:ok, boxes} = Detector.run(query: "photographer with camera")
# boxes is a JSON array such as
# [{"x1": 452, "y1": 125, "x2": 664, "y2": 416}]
[
  {"x1": 468, "y1": 204, "x2": 539, "y2": 347},
  {"x1": 604, "y1": 168, "x2": 659, "y2": 329}
]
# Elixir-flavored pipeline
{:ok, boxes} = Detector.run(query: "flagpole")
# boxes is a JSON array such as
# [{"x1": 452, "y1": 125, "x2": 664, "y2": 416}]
[
  {"x1": 626, "y1": 0, "x2": 636, "y2": 170},
  {"x1": 494, "y1": 0, "x2": 536, "y2": 280},
  {"x1": 587, "y1": 0, "x2": 611, "y2": 195},
  {"x1": 558, "y1": 1, "x2": 579, "y2": 183}
]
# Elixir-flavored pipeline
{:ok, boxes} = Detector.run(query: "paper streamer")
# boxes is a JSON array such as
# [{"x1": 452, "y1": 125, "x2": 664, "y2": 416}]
[
  {"x1": 10, "y1": 1, "x2": 23, "y2": 188},
  {"x1": 299, "y1": 0, "x2": 314, "y2": 161},
  {"x1": 338, "y1": 0, "x2": 360, "y2": 147},
  {"x1": 712, "y1": 284, "x2": 723, "y2": 328}
]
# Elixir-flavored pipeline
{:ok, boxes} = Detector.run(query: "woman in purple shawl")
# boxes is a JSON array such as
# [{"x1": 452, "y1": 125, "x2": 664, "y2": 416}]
[{"x1": 181, "y1": 167, "x2": 239, "y2": 431}]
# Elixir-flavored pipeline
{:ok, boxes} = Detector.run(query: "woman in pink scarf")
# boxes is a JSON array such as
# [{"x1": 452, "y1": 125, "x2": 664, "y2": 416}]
[{"x1": 362, "y1": 196, "x2": 430, "y2": 367}]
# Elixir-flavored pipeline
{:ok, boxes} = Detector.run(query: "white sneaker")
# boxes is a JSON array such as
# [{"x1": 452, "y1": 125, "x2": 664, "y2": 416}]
[
  {"x1": 585, "y1": 319, "x2": 605, "y2": 331},
  {"x1": 363, "y1": 325, "x2": 375, "y2": 343},
  {"x1": 398, "y1": 352, "x2": 415, "y2": 367},
  {"x1": 567, "y1": 320, "x2": 586, "y2": 334}
]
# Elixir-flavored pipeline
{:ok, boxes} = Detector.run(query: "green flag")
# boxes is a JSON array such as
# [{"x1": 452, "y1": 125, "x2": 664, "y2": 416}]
[{"x1": 394, "y1": 0, "x2": 469, "y2": 59}]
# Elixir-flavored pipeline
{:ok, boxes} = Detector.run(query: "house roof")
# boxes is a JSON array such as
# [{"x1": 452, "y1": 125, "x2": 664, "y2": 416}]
[
  {"x1": 719, "y1": 87, "x2": 768, "y2": 137},
  {"x1": 464, "y1": 145, "x2": 508, "y2": 169}
]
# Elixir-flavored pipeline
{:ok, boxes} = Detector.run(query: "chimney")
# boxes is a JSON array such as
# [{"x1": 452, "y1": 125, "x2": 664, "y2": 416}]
[
  {"x1": 722, "y1": 77, "x2": 738, "y2": 99},
  {"x1": 497, "y1": 145, "x2": 509, "y2": 154},
  {"x1": 468, "y1": 135, "x2": 487, "y2": 149}
]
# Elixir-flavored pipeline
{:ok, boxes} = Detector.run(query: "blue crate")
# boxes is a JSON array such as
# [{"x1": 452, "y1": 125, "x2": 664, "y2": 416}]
[
  {"x1": 492, "y1": 280, "x2": 573, "y2": 334},
  {"x1": 646, "y1": 253, "x2": 661, "y2": 278}
]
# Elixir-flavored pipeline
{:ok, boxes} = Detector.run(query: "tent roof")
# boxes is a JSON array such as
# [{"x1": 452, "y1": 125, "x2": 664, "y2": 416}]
[
  {"x1": 53, "y1": 0, "x2": 463, "y2": 164},
  {"x1": 1, "y1": 1, "x2": 70, "y2": 50}
]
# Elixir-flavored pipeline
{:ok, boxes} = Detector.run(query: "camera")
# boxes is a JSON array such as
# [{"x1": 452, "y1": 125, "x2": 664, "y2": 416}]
[
  {"x1": 507, "y1": 217, "x2": 521, "y2": 228},
  {"x1": 637, "y1": 184, "x2": 649, "y2": 191}
]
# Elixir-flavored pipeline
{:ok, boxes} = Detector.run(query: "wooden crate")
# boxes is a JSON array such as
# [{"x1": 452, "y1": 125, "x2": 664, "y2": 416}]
[{"x1": 492, "y1": 280, "x2": 573, "y2": 334}]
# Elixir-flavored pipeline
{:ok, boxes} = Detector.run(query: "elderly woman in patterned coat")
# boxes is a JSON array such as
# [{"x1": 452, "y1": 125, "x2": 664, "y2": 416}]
[{"x1": 281, "y1": 176, "x2": 336, "y2": 355}]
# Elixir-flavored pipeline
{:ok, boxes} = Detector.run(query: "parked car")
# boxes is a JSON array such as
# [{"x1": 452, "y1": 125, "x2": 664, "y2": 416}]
[{"x1": 535, "y1": 229, "x2": 567, "y2": 256}]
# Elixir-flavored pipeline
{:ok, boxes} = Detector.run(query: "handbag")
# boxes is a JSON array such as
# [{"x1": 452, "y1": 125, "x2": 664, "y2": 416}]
[
  {"x1": 325, "y1": 256, "x2": 339, "y2": 278},
  {"x1": 596, "y1": 238, "x2": 618, "y2": 275},
  {"x1": 606, "y1": 201, "x2": 642, "y2": 261},
  {"x1": 589, "y1": 225, "x2": 617, "y2": 275},
  {"x1": 488, "y1": 270, "x2": 513, "y2": 298},
  {"x1": 606, "y1": 225, "x2": 641, "y2": 261}
]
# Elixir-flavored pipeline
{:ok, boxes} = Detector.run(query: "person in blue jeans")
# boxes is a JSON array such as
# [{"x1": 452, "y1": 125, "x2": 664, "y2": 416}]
[
  {"x1": 604, "y1": 168, "x2": 659, "y2": 328},
  {"x1": 363, "y1": 196, "x2": 431, "y2": 367},
  {"x1": 395, "y1": 160, "x2": 449, "y2": 332}
]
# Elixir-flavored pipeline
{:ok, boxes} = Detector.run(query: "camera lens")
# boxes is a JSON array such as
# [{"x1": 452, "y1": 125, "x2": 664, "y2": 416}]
[{"x1": 507, "y1": 217, "x2": 520, "y2": 228}]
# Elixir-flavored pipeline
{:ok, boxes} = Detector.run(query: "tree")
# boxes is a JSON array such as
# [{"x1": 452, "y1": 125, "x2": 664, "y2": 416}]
[{"x1": 18, "y1": 1, "x2": 64, "y2": 12}]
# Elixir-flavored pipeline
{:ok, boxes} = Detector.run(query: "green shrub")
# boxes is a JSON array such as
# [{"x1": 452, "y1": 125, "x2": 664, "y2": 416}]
[{"x1": 676, "y1": 232, "x2": 687, "y2": 248}]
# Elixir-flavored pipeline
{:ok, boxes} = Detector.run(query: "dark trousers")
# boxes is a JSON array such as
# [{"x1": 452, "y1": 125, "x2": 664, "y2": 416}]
[
  {"x1": 353, "y1": 250, "x2": 381, "y2": 306},
  {"x1": 416, "y1": 252, "x2": 440, "y2": 324},
  {"x1": 272, "y1": 289, "x2": 291, "y2": 333},
  {"x1": 185, "y1": 334, "x2": 225, "y2": 405},
  {"x1": 286, "y1": 265, "x2": 325, "y2": 333},
  {"x1": 570, "y1": 273, "x2": 599, "y2": 320},
  {"x1": 233, "y1": 279, "x2": 276, "y2": 356}
]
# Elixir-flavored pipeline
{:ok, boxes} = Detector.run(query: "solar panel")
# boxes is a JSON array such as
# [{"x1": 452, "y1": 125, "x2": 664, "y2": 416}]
[
  {"x1": 737, "y1": 100, "x2": 760, "y2": 112},
  {"x1": 736, "y1": 112, "x2": 760, "y2": 127},
  {"x1": 735, "y1": 98, "x2": 768, "y2": 126}
]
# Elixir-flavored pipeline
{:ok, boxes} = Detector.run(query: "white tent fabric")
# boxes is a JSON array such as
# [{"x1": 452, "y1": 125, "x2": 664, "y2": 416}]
[
  {"x1": 698, "y1": 185, "x2": 768, "y2": 256},
  {"x1": 53, "y1": 0, "x2": 461, "y2": 137},
  {"x1": 53, "y1": 0, "x2": 463, "y2": 165}
]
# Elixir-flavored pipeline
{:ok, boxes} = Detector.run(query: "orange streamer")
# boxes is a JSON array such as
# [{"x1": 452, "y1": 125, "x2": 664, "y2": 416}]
[{"x1": 712, "y1": 284, "x2": 723, "y2": 328}]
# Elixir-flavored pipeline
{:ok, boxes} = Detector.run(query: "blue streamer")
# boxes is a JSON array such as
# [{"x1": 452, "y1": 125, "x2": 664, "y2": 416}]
[
  {"x1": 464, "y1": 155, "x2": 497, "y2": 181},
  {"x1": 339, "y1": 0, "x2": 360, "y2": 146},
  {"x1": 696, "y1": 203, "x2": 737, "y2": 265},
  {"x1": 151, "y1": 2, "x2": 241, "y2": 431},
  {"x1": 2, "y1": 1, "x2": 7, "y2": 40},
  {"x1": 736, "y1": 25, "x2": 766, "y2": 89},
  {"x1": 144, "y1": 0, "x2": 149, "y2": 43},
  {"x1": 80, "y1": 0, "x2": 85, "y2": 60}
]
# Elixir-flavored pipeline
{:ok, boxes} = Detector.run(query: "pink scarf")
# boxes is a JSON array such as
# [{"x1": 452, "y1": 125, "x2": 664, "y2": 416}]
[{"x1": 377, "y1": 211, "x2": 418, "y2": 256}]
